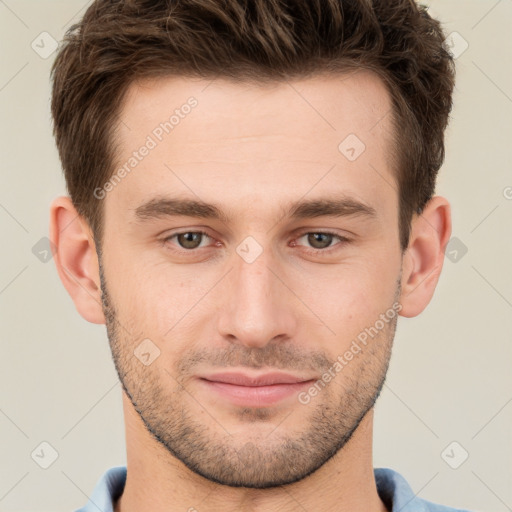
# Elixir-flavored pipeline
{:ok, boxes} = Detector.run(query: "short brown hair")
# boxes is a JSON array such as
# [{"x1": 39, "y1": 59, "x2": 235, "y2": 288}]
[{"x1": 51, "y1": 0, "x2": 455, "y2": 251}]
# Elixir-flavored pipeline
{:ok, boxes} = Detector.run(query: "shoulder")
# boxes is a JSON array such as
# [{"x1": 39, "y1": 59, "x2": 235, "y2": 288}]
[
  {"x1": 73, "y1": 466, "x2": 127, "y2": 512},
  {"x1": 374, "y1": 467, "x2": 476, "y2": 512}
]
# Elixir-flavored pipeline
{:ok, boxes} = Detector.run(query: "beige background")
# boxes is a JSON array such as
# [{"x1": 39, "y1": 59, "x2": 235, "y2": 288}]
[{"x1": 1, "y1": 1, "x2": 511, "y2": 511}]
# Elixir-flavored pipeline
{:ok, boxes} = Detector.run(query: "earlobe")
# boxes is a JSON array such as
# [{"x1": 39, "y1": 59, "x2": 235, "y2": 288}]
[
  {"x1": 398, "y1": 196, "x2": 452, "y2": 318},
  {"x1": 49, "y1": 196, "x2": 106, "y2": 324}
]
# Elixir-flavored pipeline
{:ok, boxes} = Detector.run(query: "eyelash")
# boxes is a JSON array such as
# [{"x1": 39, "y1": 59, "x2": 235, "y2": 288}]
[{"x1": 161, "y1": 230, "x2": 350, "y2": 255}]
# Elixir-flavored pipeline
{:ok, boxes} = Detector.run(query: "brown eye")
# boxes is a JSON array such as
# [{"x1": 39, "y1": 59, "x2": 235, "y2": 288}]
[
  {"x1": 293, "y1": 231, "x2": 350, "y2": 254},
  {"x1": 164, "y1": 230, "x2": 213, "y2": 251},
  {"x1": 306, "y1": 232, "x2": 335, "y2": 249},
  {"x1": 176, "y1": 232, "x2": 204, "y2": 249}
]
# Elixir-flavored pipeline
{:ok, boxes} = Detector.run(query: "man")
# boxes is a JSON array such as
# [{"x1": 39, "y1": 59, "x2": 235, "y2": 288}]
[{"x1": 49, "y1": 0, "x2": 472, "y2": 511}]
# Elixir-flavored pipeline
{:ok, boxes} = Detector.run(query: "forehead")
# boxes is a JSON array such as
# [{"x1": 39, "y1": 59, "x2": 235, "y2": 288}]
[
  {"x1": 108, "y1": 70, "x2": 397, "y2": 224},
  {"x1": 117, "y1": 70, "x2": 394, "y2": 148}
]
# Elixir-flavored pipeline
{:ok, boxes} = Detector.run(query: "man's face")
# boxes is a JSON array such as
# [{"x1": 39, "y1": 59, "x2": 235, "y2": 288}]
[{"x1": 99, "y1": 71, "x2": 403, "y2": 487}]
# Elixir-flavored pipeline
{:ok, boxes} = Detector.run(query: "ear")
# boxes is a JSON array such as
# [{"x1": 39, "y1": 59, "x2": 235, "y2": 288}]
[
  {"x1": 399, "y1": 195, "x2": 452, "y2": 318},
  {"x1": 49, "y1": 196, "x2": 106, "y2": 324}
]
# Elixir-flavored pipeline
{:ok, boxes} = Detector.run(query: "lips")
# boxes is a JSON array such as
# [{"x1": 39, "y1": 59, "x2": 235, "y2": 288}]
[
  {"x1": 197, "y1": 371, "x2": 316, "y2": 407},
  {"x1": 199, "y1": 371, "x2": 312, "y2": 386}
]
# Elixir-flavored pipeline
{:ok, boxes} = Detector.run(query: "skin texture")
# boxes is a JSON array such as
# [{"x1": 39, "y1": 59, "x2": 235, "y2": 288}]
[{"x1": 50, "y1": 70, "x2": 451, "y2": 512}]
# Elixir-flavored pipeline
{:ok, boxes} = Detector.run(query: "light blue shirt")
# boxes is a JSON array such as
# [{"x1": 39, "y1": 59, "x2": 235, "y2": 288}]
[{"x1": 75, "y1": 466, "x2": 474, "y2": 512}]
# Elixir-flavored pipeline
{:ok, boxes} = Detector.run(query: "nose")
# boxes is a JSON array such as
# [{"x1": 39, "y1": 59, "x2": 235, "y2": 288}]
[{"x1": 216, "y1": 245, "x2": 298, "y2": 349}]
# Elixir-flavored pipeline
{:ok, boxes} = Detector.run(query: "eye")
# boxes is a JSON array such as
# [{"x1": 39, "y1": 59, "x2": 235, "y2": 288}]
[
  {"x1": 163, "y1": 230, "x2": 215, "y2": 250},
  {"x1": 292, "y1": 231, "x2": 350, "y2": 253}
]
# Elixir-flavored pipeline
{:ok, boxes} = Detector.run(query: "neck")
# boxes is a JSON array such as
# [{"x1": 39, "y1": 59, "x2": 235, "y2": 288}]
[{"x1": 115, "y1": 393, "x2": 388, "y2": 512}]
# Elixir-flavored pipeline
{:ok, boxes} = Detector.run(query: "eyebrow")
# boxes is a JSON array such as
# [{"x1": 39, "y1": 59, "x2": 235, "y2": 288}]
[{"x1": 133, "y1": 195, "x2": 377, "y2": 224}]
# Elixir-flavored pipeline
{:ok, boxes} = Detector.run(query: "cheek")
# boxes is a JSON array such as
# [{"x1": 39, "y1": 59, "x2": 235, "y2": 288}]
[
  {"x1": 300, "y1": 267, "x2": 399, "y2": 359},
  {"x1": 118, "y1": 261, "x2": 216, "y2": 344},
  {"x1": 296, "y1": 252, "x2": 398, "y2": 319}
]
